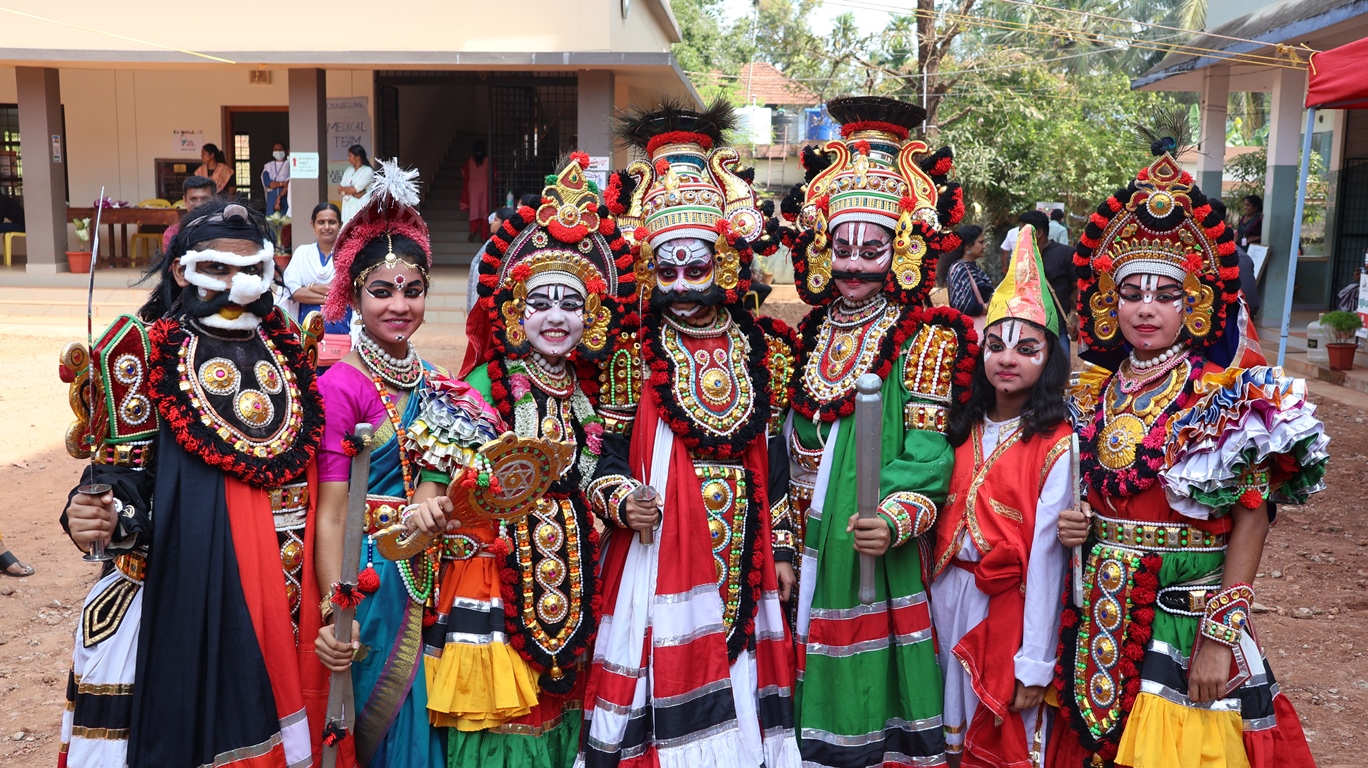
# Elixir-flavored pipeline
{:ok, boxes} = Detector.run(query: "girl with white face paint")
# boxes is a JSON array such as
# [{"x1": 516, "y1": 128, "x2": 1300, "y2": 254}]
[{"x1": 932, "y1": 226, "x2": 1074, "y2": 767}]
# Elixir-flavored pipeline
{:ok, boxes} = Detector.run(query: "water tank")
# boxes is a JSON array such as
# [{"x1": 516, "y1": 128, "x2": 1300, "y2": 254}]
[
  {"x1": 805, "y1": 107, "x2": 836, "y2": 141},
  {"x1": 736, "y1": 105, "x2": 773, "y2": 145},
  {"x1": 773, "y1": 109, "x2": 803, "y2": 144}
]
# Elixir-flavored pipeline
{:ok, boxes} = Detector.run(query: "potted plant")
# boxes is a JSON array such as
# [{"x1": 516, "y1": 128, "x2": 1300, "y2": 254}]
[
  {"x1": 66, "y1": 218, "x2": 93, "y2": 273},
  {"x1": 1320, "y1": 310, "x2": 1362, "y2": 370},
  {"x1": 265, "y1": 212, "x2": 291, "y2": 271}
]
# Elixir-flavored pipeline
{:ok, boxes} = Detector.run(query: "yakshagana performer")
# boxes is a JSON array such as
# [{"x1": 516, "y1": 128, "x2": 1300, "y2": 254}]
[
  {"x1": 930, "y1": 226, "x2": 1074, "y2": 768},
  {"x1": 782, "y1": 95, "x2": 975, "y2": 768},
  {"x1": 429, "y1": 153, "x2": 637, "y2": 767},
  {"x1": 576, "y1": 99, "x2": 801, "y2": 768},
  {"x1": 59, "y1": 200, "x2": 330, "y2": 768},
  {"x1": 1050, "y1": 129, "x2": 1329, "y2": 767},
  {"x1": 311, "y1": 161, "x2": 504, "y2": 768}
]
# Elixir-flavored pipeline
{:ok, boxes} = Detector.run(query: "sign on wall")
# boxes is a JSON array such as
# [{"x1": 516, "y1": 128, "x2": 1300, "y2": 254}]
[
  {"x1": 172, "y1": 129, "x2": 203, "y2": 155},
  {"x1": 327, "y1": 97, "x2": 372, "y2": 188}
]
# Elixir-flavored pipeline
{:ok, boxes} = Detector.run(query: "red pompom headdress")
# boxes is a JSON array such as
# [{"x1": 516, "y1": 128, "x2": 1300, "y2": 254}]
[{"x1": 323, "y1": 160, "x2": 432, "y2": 323}]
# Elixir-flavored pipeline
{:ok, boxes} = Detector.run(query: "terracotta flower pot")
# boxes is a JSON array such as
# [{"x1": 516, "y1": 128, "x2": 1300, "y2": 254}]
[
  {"x1": 1327, "y1": 342, "x2": 1357, "y2": 371},
  {"x1": 66, "y1": 251, "x2": 92, "y2": 274}
]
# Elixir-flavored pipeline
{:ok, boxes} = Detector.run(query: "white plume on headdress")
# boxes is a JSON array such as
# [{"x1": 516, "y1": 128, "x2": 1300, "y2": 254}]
[{"x1": 372, "y1": 158, "x2": 422, "y2": 208}]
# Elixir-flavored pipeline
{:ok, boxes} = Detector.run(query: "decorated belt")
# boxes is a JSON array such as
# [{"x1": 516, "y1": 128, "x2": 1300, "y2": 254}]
[
  {"x1": 1091, "y1": 513, "x2": 1227, "y2": 552},
  {"x1": 364, "y1": 496, "x2": 408, "y2": 536},
  {"x1": 115, "y1": 550, "x2": 147, "y2": 582},
  {"x1": 93, "y1": 440, "x2": 155, "y2": 469},
  {"x1": 269, "y1": 481, "x2": 310, "y2": 531}
]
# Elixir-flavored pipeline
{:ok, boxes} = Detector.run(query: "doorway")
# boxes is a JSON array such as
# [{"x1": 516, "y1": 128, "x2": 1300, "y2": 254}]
[{"x1": 224, "y1": 107, "x2": 289, "y2": 205}]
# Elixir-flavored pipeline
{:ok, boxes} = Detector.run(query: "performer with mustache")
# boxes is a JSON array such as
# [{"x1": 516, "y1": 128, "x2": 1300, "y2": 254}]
[
  {"x1": 576, "y1": 100, "x2": 801, "y2": 768},
  {"x1": 58, "y1": 200, "x2": 331, "y2": 767},
  {"x1": 781, "y1": 96, "x2": 975, "y2": 768}
]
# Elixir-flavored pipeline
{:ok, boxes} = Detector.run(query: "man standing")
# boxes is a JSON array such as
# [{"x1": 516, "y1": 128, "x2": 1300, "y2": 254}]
[
  {"x1": 1048, "y1": 207, "x2": 1069, "y2": 245},
  {"x1": 784, "y1": 96, "x2": 976, "y2": 768},
  {"x1": 161, "y1": 175, "x2": 218, "y2": 251},
  {"x1": 60, "y1": 201, "x2": 329, "y2": 768},
  {"x1": 579, "y1": 100, "x2": 801, "y2": 768}
]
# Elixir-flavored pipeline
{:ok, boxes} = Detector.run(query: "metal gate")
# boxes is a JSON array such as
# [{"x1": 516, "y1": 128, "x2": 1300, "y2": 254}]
[
  {"x1": 489, "y1": 81, "x2": 578, "y2": 205},
  {"x1": 1333, "y1": 157, "x2": 1368, "y2": 296}
]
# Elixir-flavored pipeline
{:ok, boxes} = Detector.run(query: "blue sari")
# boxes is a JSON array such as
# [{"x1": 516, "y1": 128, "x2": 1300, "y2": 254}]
[{"x1": 351, "y1": 384, "x2": 444, "y2": 768}]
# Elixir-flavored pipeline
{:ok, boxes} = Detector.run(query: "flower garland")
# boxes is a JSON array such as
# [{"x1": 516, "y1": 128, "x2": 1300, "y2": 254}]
[
  {"x1": 640, "y1": 306, "x2": 771, "y2": 460},
  {"x1": 148, "y1": 309, "x2": 324, "y2": 488},
  {"x1": 1078, "y1": 354, "x2": 1204, "y2": 498}
]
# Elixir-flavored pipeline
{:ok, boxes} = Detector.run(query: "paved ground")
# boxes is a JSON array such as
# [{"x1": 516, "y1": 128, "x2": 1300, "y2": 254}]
[{"x1": 0, "y1": 316, "x2": 1365, "y2": 765}]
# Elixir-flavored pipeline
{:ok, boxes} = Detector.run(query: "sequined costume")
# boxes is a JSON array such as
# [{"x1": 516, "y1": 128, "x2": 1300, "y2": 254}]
[
  {"x1": 782, "y1": 96, "x2": 974, "y2": 768},
  {"x1": 1048, "y1": 144, "x2": 1329, "y2": 768},
  {"x1": 57, "y1": 202, "x2": 331, "y2": 768},
  {"x1": 431, "y1": 154, "x2": 637, "y2": 768},
  {"x1": 576, "y1": 101, "x2": 801, "y2": 768}
]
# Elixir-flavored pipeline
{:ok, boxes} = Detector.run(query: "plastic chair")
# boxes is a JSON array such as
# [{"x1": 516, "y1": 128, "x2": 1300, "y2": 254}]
[
  {"x1": 136, "y1": 198, "x2": 171, "y2": 208},
  {"x1": 172, "y1": 199, "x2": 187, "y2": 209},
  {"x1": 130, "y1": 232, "x2": 161, "y2": 265},
  {"x1": 2, "y1": 231, "x2": 23, "y2": 266}
]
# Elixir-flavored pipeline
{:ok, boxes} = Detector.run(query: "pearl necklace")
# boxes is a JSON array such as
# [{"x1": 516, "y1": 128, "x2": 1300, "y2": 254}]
[
  {"x1": 663, "y1": 310, "x2": 733, "y2": 339},
  {"x1": 1128, "y1": 342, "x2": 1185, "y2": 371},
  {"x1": 357, "y1": 329, "x2": 422, "y2": 390},
  {"x1": 526, "y1": 353, "x2": 574, "y2": 397},
  {"x1": 830, "y1": 294, "x2": 889, "y2": 328}
]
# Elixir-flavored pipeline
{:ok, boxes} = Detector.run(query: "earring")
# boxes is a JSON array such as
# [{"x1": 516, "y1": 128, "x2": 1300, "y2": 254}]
[
  {"x1": 806, "y1": 208, "x2": 832, "y2": 295},
  {"x1": 1182, "y1": 272, "x2": 1215, "y2": 337},
  {"x1": 1089, "y1": 271, "x2": 1119, "y2": 342}
]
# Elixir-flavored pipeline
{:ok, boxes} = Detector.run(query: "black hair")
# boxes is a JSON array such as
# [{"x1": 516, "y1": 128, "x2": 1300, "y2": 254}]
[
  {"x1": 201, "y1": 143, "x2": 227, "y2": 164},
  {"x1": 473, "y1": 139, "x2": 487, "y2": 165},
  {"x1": 1017, "y1": 209, "x2": 1034, "y2": 224},
  {"x1": 935, "y1": 224, "x2": 983, "y2": 287},
  {"x1": 946, "y1": 324, "x2": 1071, "y2": 447},
  {"x1": 1049, "y1": 208, "x2": 1065, "y2": 222},
  {"x1": 348, "y1": 233, "x2": 429, "y2": 287},
  {"x1": 311, "y1": 202, "x2": 342, "y2": 222},
  {"x1": 494, "y1": 206, "x2": 516, "y2": 222},
  {"x1": 183, "y1": 175, "x2": 217, "y2": 195},
  {"x1": 348, "y1": 144, "x2": 370, "y2": 166},
  {"x1": 1243, "y1": 194, "x2": 1263, "y2": 212},
  {"x1": 1019, "y1": 210, "x2": 1050, "y2": 240},
  {"x1": 1208, "y1": 197, "x2": 1228, "y2": 222},
  {"x1": 139, "y1": 198, "x2": 273, "y2": 322},
  {"x1": 519, "y1": 193, "x2": 542, "y2": 208}
]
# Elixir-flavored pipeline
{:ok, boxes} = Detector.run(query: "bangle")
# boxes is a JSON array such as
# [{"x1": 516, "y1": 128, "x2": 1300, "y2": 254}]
[
  {"x1": 320, "y1": 596, "x2": 335, "y2": 624},
  {"x1": 877, "y1": 491, "x2": 937, "y2": 548},
  {"x1": 1200, "y1": 582, "x2": 1254, "y2": 648},
  {"x1": 772, "y1": 529, "x2": 796, "y2": 551}
]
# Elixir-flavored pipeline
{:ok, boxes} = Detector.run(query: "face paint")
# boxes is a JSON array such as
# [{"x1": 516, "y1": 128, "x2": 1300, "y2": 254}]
[
  {"x1": 178, "y1": 240, "x2": 276, "y2": 330},
  {"x1": 983, "y1": 319, "x2": 1047, "y2": 396},
  {"x1": 830, "y1": 221, "x2": 892, "y2": 302},
  {"x1": 655, "y1": 238, "x2": 715, "y2": 295},
  {"x1": 1117, "y1": 273, "x2": 1185, "y2": 351},
  {"x1": 357, "y1": 264, "x2": 427, "y2": 343},
  {"x1": 524, "y1": 283, "x2": 586, "y2": 359}
]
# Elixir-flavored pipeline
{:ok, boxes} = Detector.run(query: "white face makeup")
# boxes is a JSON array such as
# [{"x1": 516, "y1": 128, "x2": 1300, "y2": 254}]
[
  {"x1": 176, "y1": 239, "x2": 276, "y2": 330},
  {"x1": 655, "y1": 237, "x2": 715, "y2": 317},
  {"x1": 524, "y1": 283, "x2": 586, "y2": 359},
  {"x1": 1117, "y1": 273, "x2": 1184, "y2": 351},
  {"x1": 983, "y1": 319, "x2": 1047, "y2": 396},
  {"x1": 831, "y1": 221, "x2": 892, "y2": 302}
]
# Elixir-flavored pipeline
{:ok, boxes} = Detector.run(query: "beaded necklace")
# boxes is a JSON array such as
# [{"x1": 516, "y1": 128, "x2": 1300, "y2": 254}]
[
  {"x1": 663, "y1": 309, "x2": 733, "y2": 339},
  {"x1": 357, "y1": 329, "x2": 422, "y2": 390},
  {"x1": 367, "y1": 369, "x2": 437, "y2": 605},
  {"x1": 526, "y1": 353, "x2": 574, "y2": 397}
]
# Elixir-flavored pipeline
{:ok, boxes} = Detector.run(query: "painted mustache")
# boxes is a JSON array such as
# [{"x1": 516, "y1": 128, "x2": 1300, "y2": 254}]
[{"x1": 830, "y1": 269, "x2": 886, "y2": 283}]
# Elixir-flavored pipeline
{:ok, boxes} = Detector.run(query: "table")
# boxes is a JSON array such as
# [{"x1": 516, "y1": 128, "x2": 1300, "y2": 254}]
[{"x1": 67, "y1": 207, "x2": 181, "y2": 267}]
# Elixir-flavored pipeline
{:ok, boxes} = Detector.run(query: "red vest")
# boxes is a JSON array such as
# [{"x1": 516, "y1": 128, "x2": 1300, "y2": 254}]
[{"x1": 932, "y1": 420, "x2": 1071, "y2": 768}]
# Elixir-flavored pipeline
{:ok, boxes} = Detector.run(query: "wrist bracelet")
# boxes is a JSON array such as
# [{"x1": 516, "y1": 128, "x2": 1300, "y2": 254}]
[{"x1": 1200, "y1": 582, "x2": 1254, "y2": 648}]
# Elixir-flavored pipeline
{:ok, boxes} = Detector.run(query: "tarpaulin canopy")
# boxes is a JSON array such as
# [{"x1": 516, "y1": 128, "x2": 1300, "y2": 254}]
[{"x1": 1306, "y1": 36, "x2": 1368, "y2": 109}]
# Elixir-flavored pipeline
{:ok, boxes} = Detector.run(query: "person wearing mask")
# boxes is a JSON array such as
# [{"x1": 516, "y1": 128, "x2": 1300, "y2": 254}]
[
  {"x1": 161, "y1": 175, "x2": 218, "y2": 251},
  {"x1": 1048, "y1": 207, "x2": 1069, "y2": 245},
  {"x1": 1238, "y1": 194, "x2": 1263, "y2": 247},
  {"x1": 339, "y1": 144, "x2": 375, "y2": 224},
  {"x1": 194, "y1": 143, "x2": 233, "y2": 194},
  {"x1": 461, "y1": 139, "x2": 492, "y2": 242},
  {"x1": 283, "y1": 203, "x2": 351, "y2": 332},
  {"x1": 262, "y1": 141, "x2": 291, "y2": 214}
]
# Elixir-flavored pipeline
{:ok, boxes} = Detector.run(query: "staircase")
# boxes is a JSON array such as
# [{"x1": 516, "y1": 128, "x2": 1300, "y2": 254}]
[{"x1": 425, "y1": 139, "x2": 486, "y2": 267}]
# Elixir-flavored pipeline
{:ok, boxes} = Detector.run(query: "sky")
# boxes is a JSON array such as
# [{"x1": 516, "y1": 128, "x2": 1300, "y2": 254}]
[{"x1": 717, "y1": 0, "x2": 898, "y2": 36}]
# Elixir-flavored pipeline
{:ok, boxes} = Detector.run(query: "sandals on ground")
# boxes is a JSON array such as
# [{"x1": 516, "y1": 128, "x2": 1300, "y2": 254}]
[{"x1": 0, "y1": 550, "x2": 33, "y2": 577}]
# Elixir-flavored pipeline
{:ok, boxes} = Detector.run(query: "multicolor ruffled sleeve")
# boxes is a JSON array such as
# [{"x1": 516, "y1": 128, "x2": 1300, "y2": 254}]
[
  {"x1": 1161, "y1": 366, "x2": 1329, "y2": 520},
  {"x1": 403, "y1": 367, "x2": 506, "y2": 483}
]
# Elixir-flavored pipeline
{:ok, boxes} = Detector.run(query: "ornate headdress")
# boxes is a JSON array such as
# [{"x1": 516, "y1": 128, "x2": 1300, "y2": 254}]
[
  {"x1": 789, "y1": 96, "x2": 965, "y2": 306},
  {"x1": 604, "y1": 98, "x2": 772, "y2": 306},
  {"x1": 987, "y1": 224, "x2": 1061, "y2": 336},
  {"x1": 1074, "y1": 139, "x2": 1238, "y2": 362},
  {"x1": 462, "y1": 153, "x2": 637, "y2": 374},
  {"x1": 323, "y1": 159, "x2": 432, "y2": 322}
]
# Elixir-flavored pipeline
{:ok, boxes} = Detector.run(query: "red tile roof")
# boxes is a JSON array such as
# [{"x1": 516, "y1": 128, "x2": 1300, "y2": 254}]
[{"x1": 733, "y1": 62, "x2": 819, "y2": 107}]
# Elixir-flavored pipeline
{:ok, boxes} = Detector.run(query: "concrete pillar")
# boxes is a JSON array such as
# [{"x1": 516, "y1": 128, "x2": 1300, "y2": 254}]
[
  {"x1": 612, "y1": 77, "x2": 631, "y2": 168},
  {"x1": 1260, "y1": 67, "x2": 1309, "y2": 326},
  {"x1": 288, "y1": 68, "x2": 327, "y2": 247},
  {"x1": 16, "y1": 67, "x2": 66, "y2": 273},
  {"x1": 577, "y1": 70, "x2": 615, "y2": 161},
  {"x1": 1198, "y1": 67, "x2": 1229, "y2": 196}
]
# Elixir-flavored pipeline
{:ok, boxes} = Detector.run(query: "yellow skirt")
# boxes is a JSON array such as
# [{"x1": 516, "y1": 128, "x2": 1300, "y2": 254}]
[{"x1": 1116, "y1": 692, "x2": 1250, "y2": 768}]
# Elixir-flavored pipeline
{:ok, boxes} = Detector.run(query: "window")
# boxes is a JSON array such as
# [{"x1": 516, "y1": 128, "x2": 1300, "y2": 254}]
[
  {"x1": 234, "y1": 133, "x2": 252, "y2": 198},
  {"x1": 0, "y1": 105, "x2": 20, "y2": 200}
]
